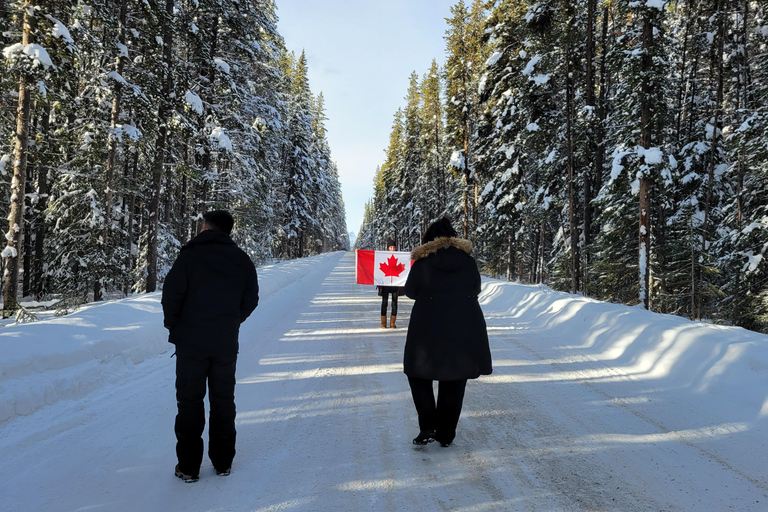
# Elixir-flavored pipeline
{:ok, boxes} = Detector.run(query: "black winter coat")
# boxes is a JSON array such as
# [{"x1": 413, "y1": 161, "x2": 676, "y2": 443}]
[
  {"x1": 162, "y1": 229, "x2": 259, "y2": 358},
  {"x1": 403, "y1": 237, "x2": 492, "y2": 381}
]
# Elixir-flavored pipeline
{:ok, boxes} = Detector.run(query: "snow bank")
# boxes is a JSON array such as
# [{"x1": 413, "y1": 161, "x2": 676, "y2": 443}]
[
  {"x1": 0, "y1": 252, "x2": 343, "y2": 424},
  {"x1": 479, "y1": 279, "x2": 768, "y2": 416}
]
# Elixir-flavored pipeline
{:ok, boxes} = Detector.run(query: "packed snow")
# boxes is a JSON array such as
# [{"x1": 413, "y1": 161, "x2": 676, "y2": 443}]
[
  {"x1": 185, "y1": 90, "x2": 204, "y2": 116},
  {"x1": 210, "y1": 127, "x2": 232, "y2": 151},
  {"x1": 640, "y1": 147, "x2": 663, "y2": 165},
  {"x1": 1, "y1": 252, "x2": 767, "y2": 511},
  {"x1": 522, "y1": 55, "x2": 540, "y2": 76},
  {"x1": 114, "y1": 124, "x2": 142, "y2": 142},
  {"x1": 46, "y1": 15, "x2": 74, "y2": 44},
  {"x1": 2, "y1": 43, "x2": 55, "y2": 69},
  {"x1": 214, "y1": 58, "x2": 231, "y2": 75},
  {"x1": 485, "y1": 51, "x2": 503, "y2": 67},
  {"x1": 449, "y1": 149, "x2": 465, "y2": 170},
  {"x1": 0, "y1": 154, "x2": 9, "y2": 175}
]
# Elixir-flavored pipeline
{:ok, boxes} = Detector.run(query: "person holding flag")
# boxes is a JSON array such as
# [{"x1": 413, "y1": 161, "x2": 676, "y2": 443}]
[
  {"x1": 355, "y1": 239, "x2": 411, "y2": 328},
  {"x1": 378, "y1": 239, "x2": 403, "y2": 329}
]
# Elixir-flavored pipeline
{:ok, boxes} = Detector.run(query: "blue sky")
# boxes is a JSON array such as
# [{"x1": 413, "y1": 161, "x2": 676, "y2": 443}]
[{"x1": 276, "y1": 0, "x2": 457, "y2": 237}]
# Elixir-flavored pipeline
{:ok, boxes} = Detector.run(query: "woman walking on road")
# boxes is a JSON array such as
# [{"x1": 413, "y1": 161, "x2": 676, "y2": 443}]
[
  {"x1": 378, "y1": 238, "x2": 402, "y2": 329},
  {"x1": 403, "y1": 217, "x2": 492, "y2": 447}
]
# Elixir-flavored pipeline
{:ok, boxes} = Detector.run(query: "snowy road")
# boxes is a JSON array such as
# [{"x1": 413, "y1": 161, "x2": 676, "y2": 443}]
[{"x1": 1, "y1": 251, "x2": 767, "y2": 511}]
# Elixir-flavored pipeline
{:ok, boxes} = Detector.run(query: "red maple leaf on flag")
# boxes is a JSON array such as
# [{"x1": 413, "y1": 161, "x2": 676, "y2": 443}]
[{"x1": 380, "y1": 255, "x2": 406, "y2": 278}]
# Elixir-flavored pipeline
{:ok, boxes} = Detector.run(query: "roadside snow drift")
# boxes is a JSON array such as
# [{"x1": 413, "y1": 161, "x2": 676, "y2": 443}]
[{"x1": 0, "y1": 253, "x2": 341, "y2": 424}]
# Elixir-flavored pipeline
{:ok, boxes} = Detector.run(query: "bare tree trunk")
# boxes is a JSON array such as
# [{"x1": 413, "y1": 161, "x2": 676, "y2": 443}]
[
  {"x1": 33, "y1": 106, "x2": 50, "y2": 297},
  {"x1": 583, "y1": 0, "x2": 596, "y2": 296},
  {"x1": 566, "y1": 44, "x2": 580, "y2": 294},
  {"x1": 199, "y1": 9, "x2": 219, "y2": 198},
  {"x1": 125, "y1": 146, "x2": 138, "y2": 295},
  {"x1": 675, "y1": 2, "x2": 695, "y2": 145},
  {"x1": 104, "y1": 0, "x2": 127, "y2": 245},
  {"x1": 146, "y1": 0, "x2": 174, "y2": 293},
  {"x1": 733, "y1": 0, "x2": 750, "y2": 324},
  {"x1": 463, "y1": 178, "x2": 469, "y2": 238},
  {"x1": 3, "y1": 0, "x2": 35, "y2": 317},
  {"x1": 638, "y1": 12, "x2": 654, "y2": 310},
  {"x1": 463, "y1": 110, "x2": 469, "y2": 238},
  {"x1": 23, "y1": 127, "x2": 35, "y2": 299},
  {"x1": 698, "y1": 0, "x2": 725, "y2": 319}
]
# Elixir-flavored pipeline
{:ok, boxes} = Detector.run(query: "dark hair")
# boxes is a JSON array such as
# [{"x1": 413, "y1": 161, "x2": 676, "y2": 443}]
[
  {"x1": 422, "y1": 216, "x2": 457, "y2": 244},
  {"x1": 203, "y1": 210, "x2": 235, "y2": 235}
]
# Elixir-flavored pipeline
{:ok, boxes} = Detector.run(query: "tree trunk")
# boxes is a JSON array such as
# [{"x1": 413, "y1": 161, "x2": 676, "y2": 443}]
[
  {"x1": 125, "y1": 146, "x2": 138, "y2": 295},
  {"x1": 698, "y1": 0, "x2": 725, "y2": 319},
  {"x1": 733, "y1": 0, "x2": 750, "y2": 324},
  {"x1": 33, "y1": 106, "x2": 50, "y2": 297},
  {"x1": 675, "y1": 2, "x2": 695, "y2": 145},
  {"x1": 22, "y1": 137, "x2": 34, "y2": 299},
  {"x1": 199, "y1": 10, "x2": 219, "y2": 195},
  {"x1": 638, "y1": 12, "x2": 654, "y2": 310},
  {"x1": 104, "y1": 0, "x2": 128, "y2": 245},
  {"x1": 582, "y1": 0, "x2": 596, "y2": 295},
  {"x1": 566, "y1": 44, "x2": 580, "y2": 294},
  {"x1": 146, "y1": 0, "x2": 174, "y2": 293},
  {"x1": 3, "y1": 0, "x2": 35, "y2": 317}
]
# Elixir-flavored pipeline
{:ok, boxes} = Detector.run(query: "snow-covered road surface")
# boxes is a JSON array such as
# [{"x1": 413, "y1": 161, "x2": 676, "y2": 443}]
[{"x1": 1, "y1": 251, "x2": 766, "y2": 511}]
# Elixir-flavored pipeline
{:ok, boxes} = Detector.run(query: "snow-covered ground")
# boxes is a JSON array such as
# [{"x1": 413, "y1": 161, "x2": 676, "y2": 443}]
[{"x1": 1, "y1": 251, "x2": 766, "y2": 511}]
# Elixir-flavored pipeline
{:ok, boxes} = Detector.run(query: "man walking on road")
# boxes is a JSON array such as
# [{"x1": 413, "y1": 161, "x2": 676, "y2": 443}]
[{"x1": 162, "y1": 210, "x2": 259, "y2": 483}]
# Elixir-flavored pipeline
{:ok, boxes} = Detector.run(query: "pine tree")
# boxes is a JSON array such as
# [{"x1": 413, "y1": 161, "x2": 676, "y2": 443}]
[
  {"x1": 401, "y1": 71, "x2": 424, "y2": 247},
  {"x1": 419, "y1": 60, "x2": 447, "y2": 219},
  {"x1": 444, "y1": 0, "x2": 487, "y2": 238},
  {"x1": 3, "y1": 0, "x2": 39, "y2": 316}
]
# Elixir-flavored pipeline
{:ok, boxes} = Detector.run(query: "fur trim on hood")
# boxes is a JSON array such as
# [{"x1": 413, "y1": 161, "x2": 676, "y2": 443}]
[{"x1": 411, "y1": 237, "x2": 473, "y2": 261}]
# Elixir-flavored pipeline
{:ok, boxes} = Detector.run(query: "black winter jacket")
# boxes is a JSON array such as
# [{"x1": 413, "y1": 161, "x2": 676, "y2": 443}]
[
  {"x1": 403, "y1": 237, "x2": 492, "y2": 381},
  {"x1": 162, "y1": 230, "x2": 259, "y2": 358}
]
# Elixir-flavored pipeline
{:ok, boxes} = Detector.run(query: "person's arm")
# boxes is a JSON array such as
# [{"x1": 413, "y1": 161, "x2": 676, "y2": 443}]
[
  {"x1": 470, "y1": 257, "x2": 482, "y2": 297},
  {"x1": 404, "y1": 260, "x2": 421, "y2": 299},
  {"x1": 161, "y1": 252, "x2": 189, "y2": 332},
  {"x1": 240, "y1": 260, "x2": 259, "y2": 322}
]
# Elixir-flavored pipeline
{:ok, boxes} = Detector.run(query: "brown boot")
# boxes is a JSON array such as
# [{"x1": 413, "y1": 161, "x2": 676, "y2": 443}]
[
  {"x1": 390, "y1": 315, "x2": 397, "y2": 329},
  {"x1": 381, "y1": 315, "x2": 387, "y2": 328}
]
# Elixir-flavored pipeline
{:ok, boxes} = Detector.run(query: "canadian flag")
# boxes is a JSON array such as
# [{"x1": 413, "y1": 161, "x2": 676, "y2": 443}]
[{"x1": 356, "y1": 250, "x2": 413, "y2": 286}]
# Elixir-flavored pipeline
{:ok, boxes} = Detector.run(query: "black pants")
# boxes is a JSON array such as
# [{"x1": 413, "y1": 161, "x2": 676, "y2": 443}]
[
  {"x1": 381, "y1": 290, "x2": 398, "y2": 316},
  {"x1": 407, "y1": 377, "x2": 467, "y2": 445},
  {"x1": 175, "y1": 353, "x2": 237, "y2": 475}
]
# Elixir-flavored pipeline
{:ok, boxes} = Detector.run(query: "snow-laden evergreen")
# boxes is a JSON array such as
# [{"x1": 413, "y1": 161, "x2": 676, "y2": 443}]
[
  {"x1": 357, "y1": 0, "x2": 768, "y2": 334},
  {"x1": 0, "y1": 0, "x2": 347, "y2": 315}
]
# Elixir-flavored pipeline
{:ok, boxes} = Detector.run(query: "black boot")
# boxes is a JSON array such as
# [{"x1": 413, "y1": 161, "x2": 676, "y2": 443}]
[{"x1": 412, "y1": 430, "x2": 436, "y2": 446}]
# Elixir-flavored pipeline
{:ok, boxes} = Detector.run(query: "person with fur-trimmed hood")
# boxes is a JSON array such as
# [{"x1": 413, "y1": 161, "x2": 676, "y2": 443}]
[{"x1": 403, "y1": 216, "x2": 492, "y2": 447}]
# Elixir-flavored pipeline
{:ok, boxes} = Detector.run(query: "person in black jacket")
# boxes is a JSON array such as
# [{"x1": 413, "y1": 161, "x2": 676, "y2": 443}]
[
  {"x1": 403, "y1": 217, "x2": 491, "y2": 447},
  {"x1": 162, "y1": 210, "x2": 259, "y2": 483}
]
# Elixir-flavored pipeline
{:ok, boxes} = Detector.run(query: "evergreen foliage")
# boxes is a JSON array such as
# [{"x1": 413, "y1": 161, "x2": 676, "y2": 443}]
[
  {"x1": 357, "y1": 0, "x2": 768, "y2": 333},
  {"x1": 0, "y1": 0, "x2": 346, "y2": 314}
]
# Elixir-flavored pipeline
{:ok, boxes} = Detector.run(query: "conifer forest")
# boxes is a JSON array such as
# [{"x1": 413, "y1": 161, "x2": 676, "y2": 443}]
[
  {"x1": 0, "y1": 0, "x2": 349, "y2": 317},
  {"x1": 3, "y1": 0, "x2": 768, "y2": 334},
  {"x1": 355, "y1": 0, "x2": 768, "y2": 333}
]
